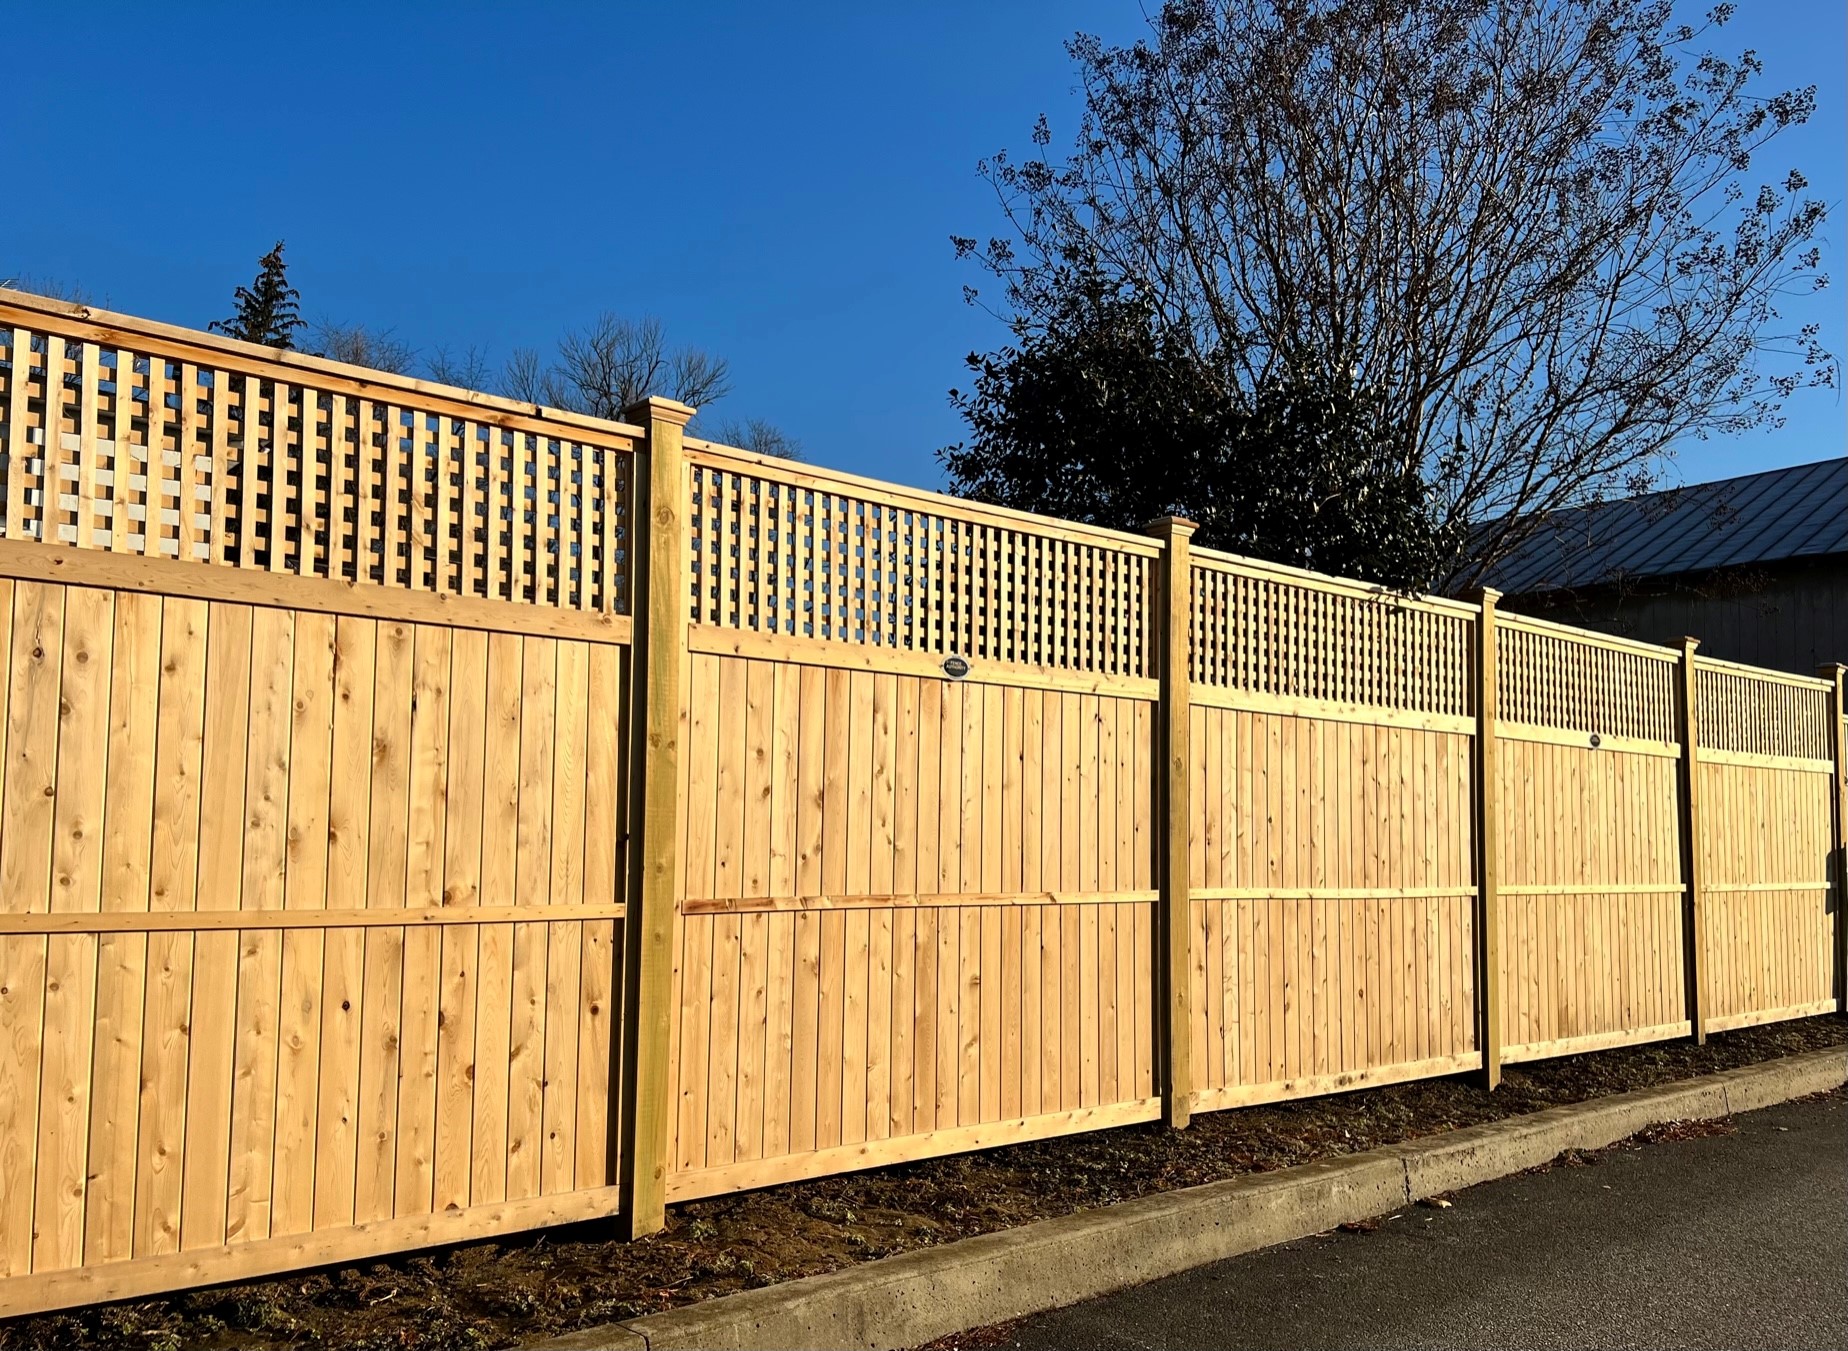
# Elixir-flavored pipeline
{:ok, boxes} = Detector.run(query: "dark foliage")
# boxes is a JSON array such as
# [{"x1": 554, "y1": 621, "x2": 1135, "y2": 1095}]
[
  {"x1": 943, "y1": 285, "x2": 1459, "y2": 587},
  {"x1": 952, "y1": 0, "x2": 1833, "y2": 589},
  {"x1": 209, "y1": 242, "x2": 302, "y2": 349}
]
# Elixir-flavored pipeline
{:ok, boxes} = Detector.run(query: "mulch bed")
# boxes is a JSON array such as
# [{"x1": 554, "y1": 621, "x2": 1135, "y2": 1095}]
[{"x1": 7, "y1": 1014, "x2": 1843, "y2": 1351}]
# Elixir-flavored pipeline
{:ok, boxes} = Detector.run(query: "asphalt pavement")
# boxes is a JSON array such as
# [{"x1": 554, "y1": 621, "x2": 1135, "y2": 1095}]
[{"x1": 978, "y1": 1091, "x2": 1847, "y2": 1350}]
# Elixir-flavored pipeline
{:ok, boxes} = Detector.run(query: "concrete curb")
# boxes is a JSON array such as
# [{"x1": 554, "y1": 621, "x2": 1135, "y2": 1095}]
[{"x1": 528, "y1": 1046, "x2": 1848, "y2": 1351}]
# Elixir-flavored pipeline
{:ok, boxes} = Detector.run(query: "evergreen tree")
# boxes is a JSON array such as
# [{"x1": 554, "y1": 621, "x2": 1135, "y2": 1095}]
[{"x1": 211, "y1": 242, "x2": 303, "y2": 348}]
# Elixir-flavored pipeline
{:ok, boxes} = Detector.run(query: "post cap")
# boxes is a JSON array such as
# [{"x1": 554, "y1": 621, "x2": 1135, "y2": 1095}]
[
  {"x1": 1679, "y1": 635, "x2": 1701, "y2": 654},
  {"x1": 1473, "y1": 586, "x2": 1502, "y2": 605},
  {"x1": 621, "y1": 396, "x2": 697, "y2": 429},
  {"x1": 1143, "y1": 515, "x2": 1199, "y2": 539},
  {"x1": 1816, "y1": 662, "x2": 1847, "y2": 679}
]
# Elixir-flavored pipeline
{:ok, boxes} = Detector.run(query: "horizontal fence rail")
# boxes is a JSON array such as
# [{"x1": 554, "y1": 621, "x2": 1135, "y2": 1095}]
[{"x1": 0, "y1": 294, "x2": 1840, "y2": 1317}]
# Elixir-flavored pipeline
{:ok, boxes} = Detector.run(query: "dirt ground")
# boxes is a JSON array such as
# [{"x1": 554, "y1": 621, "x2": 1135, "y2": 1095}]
[{"x1": 6, "y1": 1015, "x2": 1843, "y2": 1351}]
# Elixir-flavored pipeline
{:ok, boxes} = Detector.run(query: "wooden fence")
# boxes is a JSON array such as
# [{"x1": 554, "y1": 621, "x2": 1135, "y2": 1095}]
[{"x1": 0, "y1": 289, "x2": 1843, "y2": 1315}]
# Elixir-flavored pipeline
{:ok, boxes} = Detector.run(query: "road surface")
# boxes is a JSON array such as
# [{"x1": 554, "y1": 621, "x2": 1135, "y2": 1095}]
[{"x1": 964, "y1": 1091, "x2": 1846, "y2": 1351}]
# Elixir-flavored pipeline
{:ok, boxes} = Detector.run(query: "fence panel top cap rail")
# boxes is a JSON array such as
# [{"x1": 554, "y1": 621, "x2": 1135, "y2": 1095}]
[{"x1": 0, "y1": 289, "x2": 644, "y2": 441}]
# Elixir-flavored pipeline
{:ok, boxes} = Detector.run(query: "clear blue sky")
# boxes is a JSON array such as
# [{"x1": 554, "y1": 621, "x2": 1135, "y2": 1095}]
[{"x1": 5, "y1": 2, "x2": 1840, "y2": 495}]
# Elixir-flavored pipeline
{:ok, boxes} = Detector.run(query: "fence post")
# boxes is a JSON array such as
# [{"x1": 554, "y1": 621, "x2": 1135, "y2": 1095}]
[
  {"x1": 1473, "y1": 588, "x2": 1502, "y2": 1089},
  {"x1": 1823, "y1": 663, "x2": 1847, "y2": 1013},
  {"x1": 616, "y1": 395, "x2": 695, "y2": 1238},
  {"x1": 1676, "y1": 637, "x2": 1706, "y2": 1044},
  {"x1": 1147, "y1": 516, "x2": 1196, "y2": 1128}
]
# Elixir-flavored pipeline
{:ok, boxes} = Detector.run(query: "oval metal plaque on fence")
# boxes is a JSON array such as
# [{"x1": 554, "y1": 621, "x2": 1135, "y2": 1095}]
[{"x1": 942, "y1": 654, "x2": 970, "y2": 679}]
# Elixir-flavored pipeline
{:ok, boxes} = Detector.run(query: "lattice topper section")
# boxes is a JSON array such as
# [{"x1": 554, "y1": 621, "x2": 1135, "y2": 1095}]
[
  {"x1": 0, "y1": 316, "x2": 634, "y2": 611},
  {"x1": 1497, "y1": 617, "x2": 1678, "y2": 743},
  {"x1": 1188, "y1": 558, "x2": 1475, "y2": 718},
  {"x1": 687, "y1": 452, "x2": 1157, "y2": 678},
  {"x1": 1695, "y1": 660, "x2": 1832, "y2": 762}
]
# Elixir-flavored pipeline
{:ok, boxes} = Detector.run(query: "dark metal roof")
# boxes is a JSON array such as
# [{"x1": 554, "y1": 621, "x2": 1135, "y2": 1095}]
[{"x1": 1483, "y1": 457, "x2": 1848, "y2": 595}]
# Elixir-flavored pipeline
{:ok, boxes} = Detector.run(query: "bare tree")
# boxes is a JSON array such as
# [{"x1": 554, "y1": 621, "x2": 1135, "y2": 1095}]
[
  {"x1": 955, "y1": 0, "x2": 1833, "y2": 588},
  {"x1": 491, "y1": 316, "x2": 730, "y2": 417},
  {"x1": 426, "y1": 342, "x2": 494, "y2": 389},
  {"x1": 501, "y1": 347, "x2": 547, "y2": 403},
  {"x1": 310, "y1": 319, "x2": 417, "y2": 374},
  {"x1": 1, "y1": 274, "x2": 90, "y2": 304},
  {"x1": 709, "y1": 417, "x2": 804, "y2": 461},
  {"x1": 540, "y1": 313, "x2": 731, "y2": 417}
]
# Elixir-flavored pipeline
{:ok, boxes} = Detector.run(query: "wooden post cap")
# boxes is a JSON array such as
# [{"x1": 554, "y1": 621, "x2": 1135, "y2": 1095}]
[
  {"x1": 621, "y1": 396, "x2": 697, "y2": 428},
  {"x1": 1143, "y1": 516, "x2": 1199, "y2": 538}
]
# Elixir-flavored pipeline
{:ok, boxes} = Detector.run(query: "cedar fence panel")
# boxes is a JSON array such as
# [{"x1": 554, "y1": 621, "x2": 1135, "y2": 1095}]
[{"x1": 0, "y1": 290, "x2": 1840, "y2": 1315}]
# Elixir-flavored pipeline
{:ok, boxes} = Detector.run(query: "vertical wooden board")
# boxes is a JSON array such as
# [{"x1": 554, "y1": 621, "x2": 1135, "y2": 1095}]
[
  {"x1": 788, "y1": 910, "x2": 822, "y2": 1153},
  {"x1": 1001, "y1": 688, "x2": 1024, "y2": 898},
  {"x1": 391, "y1": 627, "x2": 452, "y2": 1218},
  {"x1": 714, "y1": 658, "x2": 749, "y2": 901},
  {"x1": 575, "y1": 913, "x2": 617, "y2": 1189},
  {"x1": 672, "y1": 913, "x2": 711, "y2": 1174},
  {"x1": 816, "y1": 910, "x2": 846, "y2": 1149},
  {"x1": 1268, "y1": 719, "x2": 1288, "y2": 1079},
  {"x1": 1039, "y1": 691, "x2": 1061, "y2": 895},
  {"x1": 872, "y1": 674, "x2": 898, "y2": 897},
  {"x1": 467, "y1": 633, "x2": 520, "y2": 1206},
  {"x1": 956, "y1": 906, "x2": 981, "y2": 1124},
  {"x1": 541, "y1": 646, "x2": 590, "y2": 1192},
  {"x1": 823, "y1": 668, "x2": 852, "y2": 897},
  {"x1": 504, "y1": 635, "x2": 555, "y2": 1194},
  {"x1": 311, "y1": 923, "x2": 365, "y2": 1233},
  {"x1": 1097, "y1": 901, "x2": 1120, "y2": 1103},
  {"x1": 938, "y1": 682, "x2": 962, "y2": 893},
  {"x1": 1019, "y1": 690, "x2": 1043, "y2": 896},
  {"x1": 844, "y1": 671, "x2": 873, "y2": 898},
  {"x1": 959, "y1": 684, "x2": 984, "y2": 894},
  {"x1": 982, "y1": 686, "x2": 1004, "y2": 894},
  {"x1": 865, "y1": 907, "x2": 893, "y2": 1141},
  {"x1": 770, "y1": 662, "x2": 803, "y2": 899},
  {"x1": 541, "y1": 915, "x2": 585, "y2": 1194},
  {"x1": 1058, "y1": 902, "x2": 1081, "y2": 1111},
  {"x1": 839, "y1": 908, "x2": 871, "y2": 1144},
  {"x1": 1037, "y1": 893, "x2": 1063, "y2": 1113},
  {"x1": 733, "y1": 911, "x2": 769, "y2": 1163},
  {"x1": 1078, "y1": 695, "x2": 1098, "y2": 895},
  {"x1": 893, "y1": 677, "x2": 919, "y2": 900},
  {"x1": 999, "y1": 904, "x2": 1023, "y2": 1120},
  {"x1": 430, "y1": 632, "x2": 488, "y2": 1216},
  {"x1": 1059, "y1": 693, "x2": 1081, "y2": 895},
  {"x1": 354, "y1": 620, "x2": 413, "y2": 1226},
  {"x1": 126, "y1": 595, "x2": 204, "y2": 1256},
  {"x1": 912, "y1": 906, "x2": 939, "y2": 1132},
  {"x1": 761, "y1": 909, "x2": 796, "y2": 1159},
  {"x1": 936, "y1": 905, "x2": 960, "y2": 1127},
  {"x1": 38, "y1": 591, "x2": 105, "y2": 1271},
  {"x1": 77, "y1": 592, "x2": 158, "y2": 1264},
  {"x1": 1018, "y1": 905, "x2": 1042, "y2": 1117},
  {"x1": 888, "y1": 906, "x2": 915, "y2": 1138},
  {"x1": 1079, "y1": 898, "x2": 1100, "y2": 1108},
  {"x1": 978, "y1": 904, "x2": 1003, "y2": 1121},
  {"x1": 796, "y1": 666, "x2": 826, "y2": 900},
  {"x1": 742, "y1": 661, "x2": 775, "y2": 900},
  {"x1": 35, "y1": 937, "x2": 98, "y2": 1272},
  {"x1": 682, "y1": 653, "x2": 719, "y2": 902},
  {"x1": 268, "y1": 611, "x2": 335, "y2": 1239},
  {"x1": 915, "y1": 680, "x2": 942, "y2": 898},
  {"x1": 180, "y1": 602, "x2": 251, "y2": 1251}
]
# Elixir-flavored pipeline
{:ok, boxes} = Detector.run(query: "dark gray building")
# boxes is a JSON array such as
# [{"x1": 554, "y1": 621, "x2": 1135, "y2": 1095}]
[{"x1": 1482, "y1": 457, "x2": 1848, "y2": 675}]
